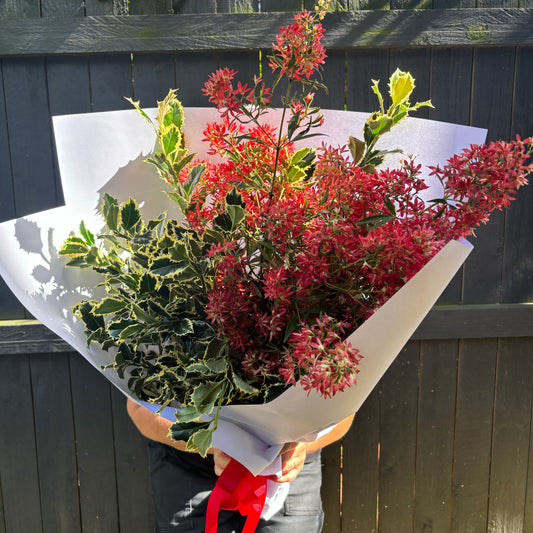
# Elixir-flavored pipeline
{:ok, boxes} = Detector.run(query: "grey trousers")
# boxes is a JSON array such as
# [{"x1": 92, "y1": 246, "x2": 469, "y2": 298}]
[{"x1": 147, "y1": 441, "x2": 324, "y2": 533}]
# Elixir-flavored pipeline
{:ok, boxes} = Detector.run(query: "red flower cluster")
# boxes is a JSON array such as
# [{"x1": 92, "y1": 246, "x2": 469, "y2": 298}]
[
  {"x1": 203, "y1": 68, "x2": 271, "y2": 117},
  {"x1": 186, "y1": 104, "x2": 532, "y2": 397},
  {"x1": 183, "y1": 9, "x2": 532, "y2": 400},
  {"x1": 269, "y1": 10, "x2": 327, "y2": 81}
]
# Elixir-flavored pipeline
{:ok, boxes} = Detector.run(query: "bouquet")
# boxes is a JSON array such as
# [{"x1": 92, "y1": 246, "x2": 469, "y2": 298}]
[{"x1": 58, "y1": 6, "x2": 532, "y2": 459}]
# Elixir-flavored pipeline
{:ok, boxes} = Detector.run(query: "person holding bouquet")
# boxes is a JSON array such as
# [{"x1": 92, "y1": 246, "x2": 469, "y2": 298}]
[{"x1": 128, "y1": 400, "x2": 353, "y2": 532}]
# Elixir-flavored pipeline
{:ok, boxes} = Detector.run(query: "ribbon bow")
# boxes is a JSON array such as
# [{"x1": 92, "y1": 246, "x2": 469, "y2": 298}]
[{"x1": 205, "y1": 458, "x2": 268, "y2": 533}]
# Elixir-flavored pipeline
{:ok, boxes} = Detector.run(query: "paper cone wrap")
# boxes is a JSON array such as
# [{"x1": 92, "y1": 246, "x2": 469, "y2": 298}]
[{"x1": 0, "y1": 107, "x2": 483, "y2": 475}]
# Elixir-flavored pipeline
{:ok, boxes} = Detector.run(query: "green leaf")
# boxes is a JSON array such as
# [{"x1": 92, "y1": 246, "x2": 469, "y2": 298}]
[
  {"x1": 173, "y1": 319, "x2": 194, "y2": 336},
  {"x1": 190, "y1": 428, "x2": 213, "y2": 457},
  {"x1": 383, "y1": 196, "x2": 397, "y2": 216},
  {"x1": 139, "y1": 272, "x2": 159, "y2": 295},
  {"x1": 169, "y1": 420, "x2": 211, "y2": 443},
  {"x1": 75, "y1": 302, "x2": 105, "y2": 333},
  {"x1": 205, "y1": 359, "x2": 228, "y2": 374},
  {"x1": 59, "y1": 241, "x2": 89, "y2": 257},
  {"x1": 232, "y1": 372, "x2": 259, "y2": 395},
  {"x1": 79, "y1": 221, "x2": 95, "y2": 246},
  {"x1": 120, "y1": 199, "x2": 142, "y2": 231},
  {"x1": 356, "y1": 214, "x2": 396, "y2": 228},
  {"x1": 150, "y1": 257, "x2": 183, "y2": 276},
  {"x1": 370, "y1": 78, "x2": 385, "y2": 114},
  {"x1": 192, "y1": 380, "x2": 224, "y2": 413},
  {"x1": 102, "y1": 194, "x2": 119, "y2": 231},
  {"x1": 118, "y1": 323, "x2": 146, "y2": 340},
  {"x1": 183, "y1": 163, "x2": 205, "y2": 198},
  {"x1": 93, "y1": 298, "x2": 128, "y2": 315},
  {"x1": 131, "y1": 303, "x2": 156, "y2": 324},
  {"x1": 226, "y1": 204, "x2": 245, "y2": 229},
  {"x1": 226, "y1": 187, "x2": 244, "y2": 207},
  {"x1": 389, "y1": 68, "x2": 415, "y2": 108},
  {"x1": 213, "y1": 213, "x2": 232, "y2": 232},
  {"x1": 125, "y1": 97, "x2": 154, "y2": 124},
  {"x1": 175, "y1": 405, "x2": 204, "y2": 423},
  {"x1": 348, "y1": 136, "x2": 366, "y2": 165}
]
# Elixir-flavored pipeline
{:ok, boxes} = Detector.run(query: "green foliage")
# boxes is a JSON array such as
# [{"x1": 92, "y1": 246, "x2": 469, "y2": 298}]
[
  {"x1": 126, "y1": 90, "x2": 206, "y2": 212},
  {"x1": 60, "y1": 186, "x2": 270, "y2": 456},
  {"x1": 348, "y1": 69, "x2": 433, "y2": 172}
]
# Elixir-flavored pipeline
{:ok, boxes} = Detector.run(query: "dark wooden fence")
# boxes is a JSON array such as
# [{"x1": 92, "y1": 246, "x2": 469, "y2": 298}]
[{"x1": 1, "y1": 1, "x2": 533, "y2": 532}]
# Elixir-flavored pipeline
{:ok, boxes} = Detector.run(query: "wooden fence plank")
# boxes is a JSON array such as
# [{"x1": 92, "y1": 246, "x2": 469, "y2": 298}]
[
  {"x1": 30, "y1": 352, "x2": 81, "y2": 533},
  {"x1": 111, "y1": 387, "x2": 155, "y2": 532},
  {"x1": 341, "y1": 387, "x2": 379, "y2": 532},
  {"x1": 502, "y1": 46, "x2": 533, "y2": 304},
  {"x1": 132, "y1": 53, "x2": 177, "y2": 105},
  {"x1": 89, "y1": 54, "x2": 134, "y2": 112},
  {"x1": 522, "y1": 377, "x2": 533, "y2": 532},
  {"x1": 0, "y1": 0, "x2": 40, "y2": 18},
  {"x1": 429, "y1": 47, "x2": 474, "y2": 305},
  {"x1": 0, "y1": 59, "x2": 24, "y2": 319},
  {"x1": 1, "y1": 10, "x2": 533, "y2": 56},
  {"x1": 451, "y1": 338, "x2": 497, "y2": 532},
  {"x1": 172, "y1": 0, "x2": 217, "y2": 13},
  {"x1": 0, "y1": 354, "x2": 43, "y2": 533},
  {"x1": 462, "y1": 46, "x2": 515, "y2": 305},
  {"x1": 129, "y1": 0, "x2": 173, "y2": 14},
  {"x1": 84, "y1": 0, "x2": 117, "y2": 16},
  {"x1": 217, "y1": 0, "x2": 259, "y2": 12},
  {"x1": 260, "y1": 0, "x2": 303, "y2": 11},
  {"x1": 69, "y1": 354, "x2": 120, "y2": 533},
  {"x1": 378, "y1": 342, "x2": 419, "y2": 532},
  {"x1": 0, "y1": 476, "x2": 5, "y2": 533},
  {"x1": 40, "y1": 0, "x2": 85, "y2": 17},
  {"x1": 414, "y1": 339, "x2": 458, "y2": 533},
  {"x1": 174, "y1": 52, "x2": 219, "y2": 106},
  {"x1": 346, "y1": 48, "x2": 389, "y2": 112},
  {"x1": 0, "y1": 62, "x2": 15, "y2": 223},
  {"x1": 314, "y1": 49, "x2": 346, "y2": 110},
  {"x1": 46, "y1": 56, "x2": 92, "y2": 116},
  {"x1": 487, "y1": 337, "x2": 533, "y2": 533},
  {"x1": 2, "y1": 57, "x2": 58, "y2": 218}
]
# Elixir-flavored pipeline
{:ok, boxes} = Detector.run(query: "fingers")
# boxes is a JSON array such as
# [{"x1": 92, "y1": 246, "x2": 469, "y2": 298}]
[
  {"x1": 212, "y1": 448, "x2": 231, "y2": 476},
  {"x1": 276, "y1": 442, "x2": 307, "y2": 483}
]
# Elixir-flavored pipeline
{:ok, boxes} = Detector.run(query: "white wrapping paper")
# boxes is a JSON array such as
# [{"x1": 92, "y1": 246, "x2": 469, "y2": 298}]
[{"x1": 0, "y1": 108, "x2": 485, "y2": 477}]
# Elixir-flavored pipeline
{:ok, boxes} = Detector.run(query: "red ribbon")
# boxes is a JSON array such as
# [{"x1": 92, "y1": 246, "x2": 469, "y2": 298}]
[{"x1": 205, "y1": 458, "x2": 268, "y2": 533}]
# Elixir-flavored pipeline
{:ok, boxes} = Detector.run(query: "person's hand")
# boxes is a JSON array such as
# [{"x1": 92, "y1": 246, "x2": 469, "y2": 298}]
[
  {"x1": 212, "y1": 448, "x2": 232, "y2": 476},
  {"x1": 276, "y1": 442, "x2": 307, "y2": 483}
]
